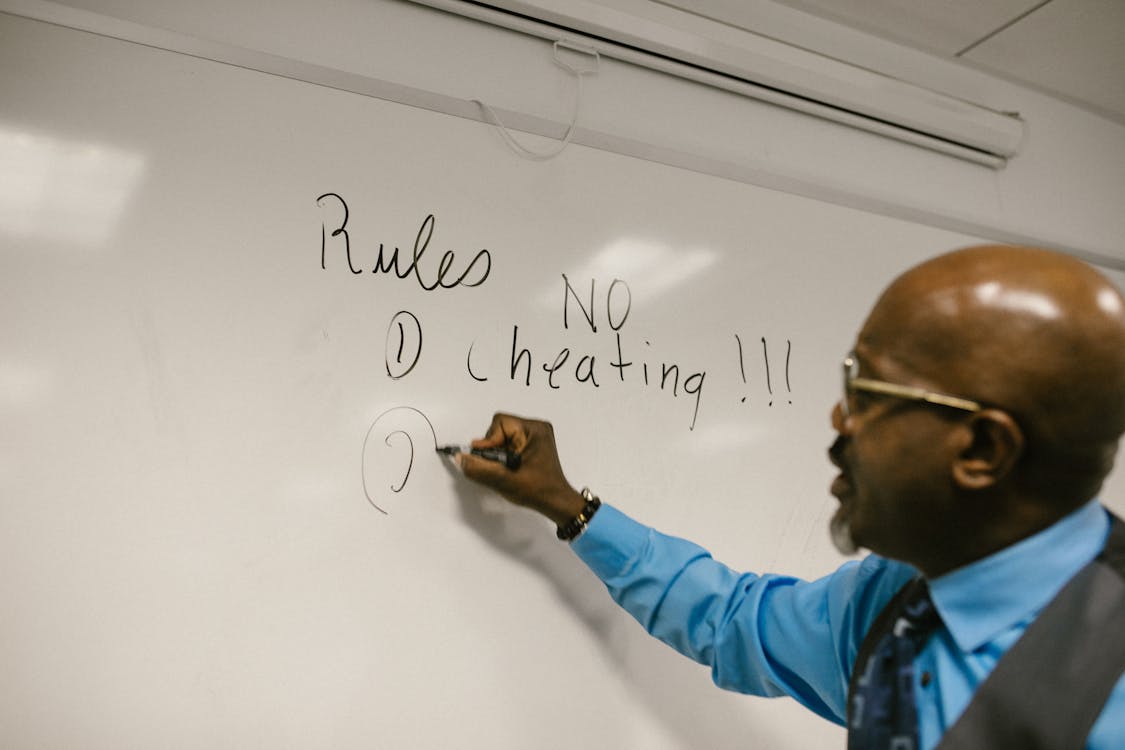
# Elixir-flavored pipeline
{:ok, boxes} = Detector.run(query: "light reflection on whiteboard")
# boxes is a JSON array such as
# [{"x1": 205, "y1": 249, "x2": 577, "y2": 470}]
[
  {"x1": 539, "y1": 237, "x2": 717, "y2": 309},
  {"x1": 0, "y1": 124, "x2": 145, "y2": 248}
]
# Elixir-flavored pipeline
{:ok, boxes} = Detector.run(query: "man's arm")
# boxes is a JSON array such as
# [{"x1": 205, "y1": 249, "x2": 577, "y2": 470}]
[
  {"x1": 572, "y1": 501, "x2": 913, "y2": 723},
  {"x1": 457, "y1": 413, "x2": 913, "y2": 724}
]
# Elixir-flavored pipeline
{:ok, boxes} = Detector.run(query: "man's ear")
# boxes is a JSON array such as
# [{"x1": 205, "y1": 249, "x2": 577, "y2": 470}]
[{"x1": 952, "y1": 409, "x2": 1025, "y2": 490}]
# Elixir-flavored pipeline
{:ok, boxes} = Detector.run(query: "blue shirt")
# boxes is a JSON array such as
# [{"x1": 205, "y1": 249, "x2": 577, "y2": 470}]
[{"x1": 572, "y1": 500, "x2": 1124, "y2": 749}]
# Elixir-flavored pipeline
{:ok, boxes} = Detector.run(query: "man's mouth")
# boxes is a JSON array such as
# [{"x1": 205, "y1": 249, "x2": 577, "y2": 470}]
[{"x1": 828, "y1": 436, "x2": 851, "y2": 499}]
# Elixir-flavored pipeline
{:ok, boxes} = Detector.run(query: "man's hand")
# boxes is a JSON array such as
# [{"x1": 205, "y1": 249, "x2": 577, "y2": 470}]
[{"x1": 458, "y1": 413, "x2": 586, "y2": 527}]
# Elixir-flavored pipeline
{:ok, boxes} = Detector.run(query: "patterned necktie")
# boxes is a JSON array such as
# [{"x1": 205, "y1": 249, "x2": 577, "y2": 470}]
[{"x1": 848, "y1": 578, "x2": 942, "y2": 750}]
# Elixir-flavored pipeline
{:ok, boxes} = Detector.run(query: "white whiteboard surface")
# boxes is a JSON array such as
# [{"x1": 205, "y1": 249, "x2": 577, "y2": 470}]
[{"x1": 2, "y1": 14, "x2": 1123, "y2": 750}]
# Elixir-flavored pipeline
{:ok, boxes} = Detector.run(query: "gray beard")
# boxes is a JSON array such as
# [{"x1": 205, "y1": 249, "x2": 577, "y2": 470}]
[{"x1": 830, "y1": 513, "x2": 860, "y2": 556}]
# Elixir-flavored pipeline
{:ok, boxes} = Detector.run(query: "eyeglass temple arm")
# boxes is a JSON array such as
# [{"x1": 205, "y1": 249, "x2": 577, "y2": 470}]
[{"x1": 849, "y1": 377, "x2": 982, "y2": 413}]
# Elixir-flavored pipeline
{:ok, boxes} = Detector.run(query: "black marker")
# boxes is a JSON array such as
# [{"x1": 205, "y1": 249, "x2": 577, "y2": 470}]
[{"x1": 436, "y1": 445, "x2": 522, "y2": 470}]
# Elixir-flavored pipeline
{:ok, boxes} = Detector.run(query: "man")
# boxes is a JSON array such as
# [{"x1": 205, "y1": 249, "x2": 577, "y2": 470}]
[{"x1": 456, "y1": 245, "x2": 1125, "y2": 749}]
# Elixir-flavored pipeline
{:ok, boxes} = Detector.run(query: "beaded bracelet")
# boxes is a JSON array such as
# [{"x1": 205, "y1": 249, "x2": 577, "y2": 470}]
[{"x1": 556, "y1": 487, "x2": 601, "y2": 541}]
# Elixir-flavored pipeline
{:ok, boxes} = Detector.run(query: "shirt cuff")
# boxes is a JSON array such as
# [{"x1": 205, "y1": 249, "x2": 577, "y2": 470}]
[{"x1": 569, "y1": 503, "x2": 651, "y2": 580}]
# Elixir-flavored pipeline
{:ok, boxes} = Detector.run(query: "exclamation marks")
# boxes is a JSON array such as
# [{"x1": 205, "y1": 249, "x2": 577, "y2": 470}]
[
  {"x1": 787, "y1": 339, "x2": 796, "y2": 404},
  {"x1": 761, "y1": 337, "x2": 774, "y2": 405},
  {"x1": 735, "y1": 334, "x2": 748, "y2": 403},
  {"x1": 784, "y1": 339, "x2": 792, "y2": 404},
  {"x1": 736, "y1": 335, "x2": 792, "y2": 406}
]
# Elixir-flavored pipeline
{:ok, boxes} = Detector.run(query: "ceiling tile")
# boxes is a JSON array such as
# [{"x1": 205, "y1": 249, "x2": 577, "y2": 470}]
[
  {"x1": 661, "y1": 0, "x2": 1043, "y2": 55},
  {"x1": 961, "y1": 0, "x2": 1125, "y2": 122}
]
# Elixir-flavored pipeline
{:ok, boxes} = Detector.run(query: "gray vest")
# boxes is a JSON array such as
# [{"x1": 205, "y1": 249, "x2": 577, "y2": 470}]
[{"x1": 847, "y1": 512, "x2": 1125, "y2": 749}]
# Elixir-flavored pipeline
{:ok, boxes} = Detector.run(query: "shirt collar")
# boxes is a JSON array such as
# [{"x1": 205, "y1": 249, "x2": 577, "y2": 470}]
[{"x1": 927, "y1": 500, "x2": 1111, "y2": 654}]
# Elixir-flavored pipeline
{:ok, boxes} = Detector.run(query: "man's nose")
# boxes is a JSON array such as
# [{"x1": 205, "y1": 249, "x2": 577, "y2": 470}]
[{"x1": 831, "y1": 400, "x2": 851, "y2": 435}]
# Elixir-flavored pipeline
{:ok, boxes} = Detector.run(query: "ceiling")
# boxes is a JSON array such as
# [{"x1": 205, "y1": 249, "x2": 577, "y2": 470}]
[{"x1": 657, "y1": 0, "x2": 1125, "y2": 124}]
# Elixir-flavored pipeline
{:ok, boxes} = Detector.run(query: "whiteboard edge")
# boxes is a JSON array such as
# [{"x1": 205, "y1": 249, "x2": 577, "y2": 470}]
[{"x1": 1, "y1": 0, "x2": 1122, "y2": 273}]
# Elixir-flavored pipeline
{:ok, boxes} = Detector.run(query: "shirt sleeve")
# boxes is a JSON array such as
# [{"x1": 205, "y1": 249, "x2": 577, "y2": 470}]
[{"x1": 571, "y1": 503, "x2": 915, "y2": 725}]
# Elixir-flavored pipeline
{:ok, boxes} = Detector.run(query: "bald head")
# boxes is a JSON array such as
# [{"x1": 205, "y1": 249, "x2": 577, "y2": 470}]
[{"x1": 861, "y1": 244, "x2": 1125, "y2": 508}]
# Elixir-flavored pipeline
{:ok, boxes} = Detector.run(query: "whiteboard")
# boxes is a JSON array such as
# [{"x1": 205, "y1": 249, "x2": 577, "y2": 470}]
[{"x1": 3, "y1": 14, "x2": 1123, "y2": 750}]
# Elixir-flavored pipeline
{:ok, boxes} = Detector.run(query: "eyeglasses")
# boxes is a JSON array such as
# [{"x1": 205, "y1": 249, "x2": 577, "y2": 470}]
[{"x1": 842, "y1": 352, "x2": 982, "y2": 418}]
